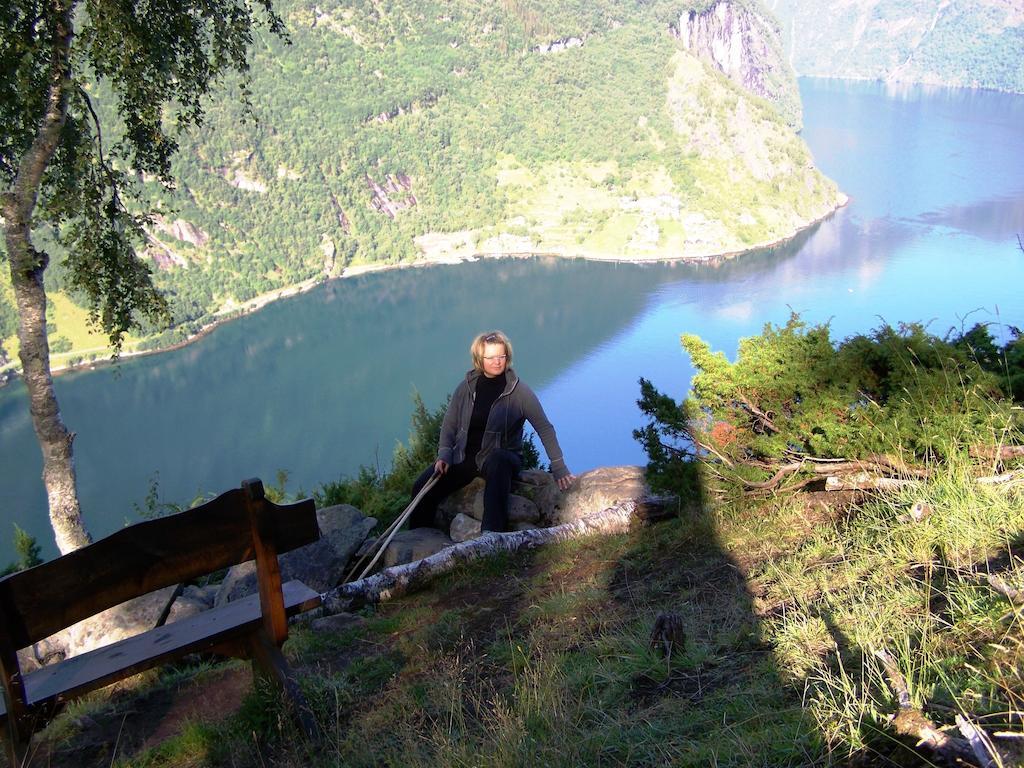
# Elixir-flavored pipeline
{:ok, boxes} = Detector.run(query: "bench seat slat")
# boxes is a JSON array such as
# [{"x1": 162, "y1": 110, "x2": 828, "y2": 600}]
[{"x1": 21, "y1": 581, "x2": 320, "y2": 708}]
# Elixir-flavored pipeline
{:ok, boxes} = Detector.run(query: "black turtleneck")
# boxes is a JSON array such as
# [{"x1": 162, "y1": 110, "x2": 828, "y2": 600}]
[{"x1": 464, "y1": 372, "x2": 506, "y2": 462}]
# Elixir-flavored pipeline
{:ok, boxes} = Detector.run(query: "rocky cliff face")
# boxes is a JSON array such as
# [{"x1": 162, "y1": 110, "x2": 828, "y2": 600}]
[
  {"x1": 674, "y1": 1, "x2": 801, "y2": 128},
  {"x1": 770, "y1": 0, "x2": 1024, "y2": 93}
]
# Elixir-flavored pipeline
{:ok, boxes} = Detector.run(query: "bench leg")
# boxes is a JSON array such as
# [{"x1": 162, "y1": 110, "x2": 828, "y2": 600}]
[
  {"x1": 249, "y1": 631, "x2": 319, "y2": 742},
  {"x1": 3, "y1": 721, "x2": 30, "y2": 768}
]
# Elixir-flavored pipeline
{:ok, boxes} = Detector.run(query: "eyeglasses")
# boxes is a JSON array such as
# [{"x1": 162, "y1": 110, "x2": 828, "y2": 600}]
[
  {"x1": 483, "y1": 355, "x2": 507, "y2": 362},
  {"x1": 484, "y1": 333, "x2": 502, "y2": 342}
]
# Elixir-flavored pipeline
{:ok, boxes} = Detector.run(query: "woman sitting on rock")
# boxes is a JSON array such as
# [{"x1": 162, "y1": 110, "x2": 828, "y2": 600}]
[{"x1": 409, "y1": 330, "x2": 575, "y2": 532}]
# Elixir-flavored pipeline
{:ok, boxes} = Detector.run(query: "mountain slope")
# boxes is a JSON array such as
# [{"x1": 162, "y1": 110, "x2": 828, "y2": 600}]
[
  {"x1": 2, "y1": 0, "x2": 841, "y2": 361},
  {"x1": 770, "y1": 0, "x2": 1024, "y2": 92}
]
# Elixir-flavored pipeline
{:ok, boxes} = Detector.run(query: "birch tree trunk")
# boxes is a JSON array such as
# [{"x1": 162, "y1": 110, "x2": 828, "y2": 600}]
[
  {"x1": 322, "y1": 496, "x2": 674, "y2": 612},
  {"x1": 1, "y1": 0, "x2": 91, "y2": 555}
]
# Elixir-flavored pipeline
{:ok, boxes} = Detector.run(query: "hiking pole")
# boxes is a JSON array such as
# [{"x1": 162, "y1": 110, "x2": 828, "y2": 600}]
[{"x1": 343, "y1": 471, "x2": 441, "y2": 584}]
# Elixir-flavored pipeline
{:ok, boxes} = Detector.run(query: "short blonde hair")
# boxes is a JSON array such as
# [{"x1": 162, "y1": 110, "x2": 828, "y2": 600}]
[{"x1": 470, "y1": 330, "x2": 513, "y2": 372}]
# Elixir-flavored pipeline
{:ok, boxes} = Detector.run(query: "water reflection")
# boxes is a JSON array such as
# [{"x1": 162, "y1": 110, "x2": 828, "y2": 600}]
[{"x1": 914, "y1": 195, "x2": 1024, "y2": 242}]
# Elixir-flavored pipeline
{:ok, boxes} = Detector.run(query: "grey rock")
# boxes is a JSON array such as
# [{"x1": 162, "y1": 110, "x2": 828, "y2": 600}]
[
  {"x1": 16, "y1": 648, "x2": 42, "y2": 674},
  {"x1": 382, "y1": 529, "x2": 454, "y2": 568},
  {"x1": 65, "y1": 585, "x2": 180, "y2": 657},
  {"x1": 548, "y1": 466, "x2": 652, "y2": 525},
  {"x1": 449, "y1": 513, "x2": 482, "y2": 543},
  {"x1": 438, "y1": 478, "x2": 485, "y2": 522},
  {"x1": 438, "y1": 477, "x2": 542, "y2": 525},
  {"x1": 217, "y1": 504, "x2": 377, "y2": 605},
  {"x1": 507, "y1": 494, "x2": 540, "y2": 524},
  {"x1": 165, "y1": 594, "x2": 211, "y2": 624},
  {"x1": 353, "y1": 536, "x2": 378, "y2": 559},
  {"x1": 514, "y1": 470, "x2": 561, "y2": 524},
  {"x1": 181, "y1": 583, "x2": 218, "y2": 608}
]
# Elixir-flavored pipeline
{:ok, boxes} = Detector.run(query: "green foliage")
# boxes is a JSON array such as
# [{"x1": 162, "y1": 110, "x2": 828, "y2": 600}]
[
  {"x1": 957, "y1": 323, "x2": 1024, "y2": 402},
  {"x1": 637, "y1": 315, "x2": 1022, "y2": 493},
  {"x1": 132, "y1": 472, "x2": 210, "y2": 520},
  {"x1": 50, "y1": 335, "x2": 72, "y2": 353},
  {"x1": 1, "y1": 0, "x2": 286, "y2": 349},
  {"x1": 2, "y1": 525, "x2": 43, "y2": 575}
]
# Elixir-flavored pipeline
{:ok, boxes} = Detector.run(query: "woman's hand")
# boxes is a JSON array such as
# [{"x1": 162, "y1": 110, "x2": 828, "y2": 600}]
[
  {"x1": 434, "y1": 459, "x2": 449, "y2": 475},
  {"x1": 557, "y1": 473, "x2": 576, "y2": 491}
]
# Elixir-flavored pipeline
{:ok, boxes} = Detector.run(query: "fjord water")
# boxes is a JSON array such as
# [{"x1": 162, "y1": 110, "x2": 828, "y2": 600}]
[{"x1": 3, "y1": 78, "x2": 1024, "y2": 562}]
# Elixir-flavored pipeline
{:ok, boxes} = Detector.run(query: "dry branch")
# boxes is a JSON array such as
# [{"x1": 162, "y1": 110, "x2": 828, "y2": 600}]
[
  {"x1": 970, "y1": 445, "x2": 1024, "y2": 462},
  {"x1": 986, "y1": 574, "x2": 1024, "y2": 606},
  {"x1": 956, "y1": 714, "x2": 998, "y2": 768},
  {"x1": 741, "y1": 462, "x2": 802, "y2": 491},
  {"x1": 977, "y1": 469, "x2": 1024, "y2": 487},
  {"x1": 740, "y1": 455, "x2": 926, "y2": 494},
  {"x1": 874, "y1": 648, "x2": 976, "y2": 763},
  {"x1": 823, "y1": 475, "x2": 915, "y2": 492},
  {"x1": 737, "y1": 396, "x2": 779, "y2": 434},
  {"x1": 321, "y1": 497, "x2": 674, "y2": 612},
  {"x1": 692, "y1": 436, "x2": 734, "y2": 468}
]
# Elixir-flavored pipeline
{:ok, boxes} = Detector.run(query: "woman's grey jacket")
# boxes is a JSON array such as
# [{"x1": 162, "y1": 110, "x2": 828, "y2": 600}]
[{"x1": 437, "y1": 367, "x2": 570, "y2": 480}]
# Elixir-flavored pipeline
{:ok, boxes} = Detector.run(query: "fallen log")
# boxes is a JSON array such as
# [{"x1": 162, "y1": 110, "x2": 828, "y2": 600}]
[{"x1": 321, "y1": 496, "x2": 676, "y2": 612}]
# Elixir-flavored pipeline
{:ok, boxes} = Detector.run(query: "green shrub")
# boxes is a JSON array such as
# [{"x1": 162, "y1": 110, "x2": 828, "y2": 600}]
[{"x1": 636, "y1": 315, "x2": 1023, "y2": 495}]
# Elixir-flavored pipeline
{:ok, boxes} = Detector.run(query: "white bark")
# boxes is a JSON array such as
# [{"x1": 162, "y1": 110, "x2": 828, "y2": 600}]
[
  {"x1": 2, "y1": 0, "x2": 92, "y2": 554},
  {"x1": 322, "y1": 497, "x2": 671, "y2": 611}
]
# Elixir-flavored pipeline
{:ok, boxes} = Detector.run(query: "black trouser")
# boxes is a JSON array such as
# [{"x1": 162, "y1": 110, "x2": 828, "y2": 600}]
[{"x1": 409, "y1": 449, "x2": 523, "y2": 532}]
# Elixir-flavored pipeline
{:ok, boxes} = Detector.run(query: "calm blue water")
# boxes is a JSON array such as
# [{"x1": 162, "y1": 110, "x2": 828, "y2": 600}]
[{"x1": 2, "y1": 78, "x2": 1023, "y2": 563}]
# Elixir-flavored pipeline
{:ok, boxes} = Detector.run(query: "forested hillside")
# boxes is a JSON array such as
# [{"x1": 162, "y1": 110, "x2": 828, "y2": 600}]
[
  {"x1": 1, "y1": 0, "x2": 841, "y2": 364},
  {"x1": 770, "y1": 0, "x2": 1024, "y2": 92}
]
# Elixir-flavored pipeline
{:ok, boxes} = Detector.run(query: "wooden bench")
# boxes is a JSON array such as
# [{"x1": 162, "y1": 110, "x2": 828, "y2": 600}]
[{"x1": 0, "y1": 478, "x2": 323, "y2": 765}]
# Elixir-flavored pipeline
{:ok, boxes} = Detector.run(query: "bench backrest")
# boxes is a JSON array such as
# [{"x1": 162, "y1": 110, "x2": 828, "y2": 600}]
[{"x1": 0, "y1": 479, "x2": 320, "y2": 652}]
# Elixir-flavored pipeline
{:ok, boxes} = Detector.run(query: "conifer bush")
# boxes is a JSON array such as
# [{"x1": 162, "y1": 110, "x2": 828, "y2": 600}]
[{"x1": 636, "y1": 315, "x2": 1023, "y2": 496}]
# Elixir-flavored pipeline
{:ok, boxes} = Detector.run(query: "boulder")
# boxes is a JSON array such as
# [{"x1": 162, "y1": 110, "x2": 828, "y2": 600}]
[
  {"x1": 547, "y1": 466, "x2": 652, "y2": 525},
  {"x1": 165, "y1": 592, "x2": 213, "y2": 624},
  {"x1": 216, "y1": 504, "x2": 377, "y2": 605},
  {"x1": 438, "y1": 477, "x2": 542, "y2": 525},
  {"x1": 508, "y1": 495, "x2": 541, "y2": 524},
  {"x1": 64, "y1": 585, "x2": 180, "y2": 657},
  {"x1": 181, "y1": 583, "x2": 218, "y2": 608},
  {"x1": 438, "y1": 478, "x2": 486, "y2": 523},
  {"x1": 514, "y1": 470, "x2": 562, "y2": 524},
  {"x1": 382, "y1": 529, "x2": 454, "y2": 568},
  {"x1": 449, "y1": 513, "x2": 482, "y2": 543}
]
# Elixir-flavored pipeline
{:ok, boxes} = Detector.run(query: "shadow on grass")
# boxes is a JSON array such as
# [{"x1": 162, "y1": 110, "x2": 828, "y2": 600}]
[{"x1": 603, "y1": 478, "x2": 828, "y2": 767}]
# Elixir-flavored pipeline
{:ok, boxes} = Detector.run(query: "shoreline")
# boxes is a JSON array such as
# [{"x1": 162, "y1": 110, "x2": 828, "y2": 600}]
[{"x1": 0, "y1": 195, "x2": 847, "y2": 388}]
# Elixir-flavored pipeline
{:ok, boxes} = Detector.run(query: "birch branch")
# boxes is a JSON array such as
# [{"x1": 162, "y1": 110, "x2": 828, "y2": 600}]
[
  {"x1": 956, "y1": 714, "x2": 997, "y2": 768},
  {"x1": 321, "y1": 497, "x2": 673, "y2": 612},
  {"x1": 977, "y1": 469, "x2": 1024, "y2": 487},
  {"x1": 873, "y1": 648, "x2": 976, "y2": 763}
]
